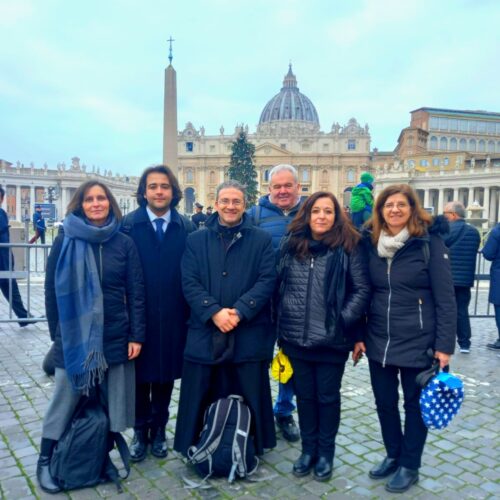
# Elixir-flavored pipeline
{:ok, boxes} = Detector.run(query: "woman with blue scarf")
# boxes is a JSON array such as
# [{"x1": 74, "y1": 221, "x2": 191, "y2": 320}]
[
  {"x1": 37, "y1": 181, "x2": 145, "y2": 494},
  {"x1": 276, "y1": 192, "x2": 370, "y2": 481}
]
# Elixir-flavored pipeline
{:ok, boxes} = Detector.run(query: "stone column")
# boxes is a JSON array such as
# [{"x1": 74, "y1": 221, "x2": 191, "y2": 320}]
[
  {"x1": 30, "y1": 186, "x2": 35, "y2": 216},
  {"x1": 453, "y1": 188, "x2": 459, "y2": 201},
  {"x1": 15, "y1": 185, "x2": 21, "y2": 221},
  {"x1": 438, "y1": 189, "x2": 444, "y2": 215},
  {"x1": 483, "y1": 187, "x2": 490, "y2": 224},
  {"x1": 423, "y1": 189, "x2": 430, "y2": 208},
  {"x1": 468, "y1": 187, "x2": 474, "y2": 206},
  {"x1": 489, "y1": 188, "x2": 497, "y2": 225}
]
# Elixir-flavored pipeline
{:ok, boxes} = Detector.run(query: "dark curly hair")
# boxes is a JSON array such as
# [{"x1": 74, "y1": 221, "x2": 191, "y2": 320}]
[{"x1": 136, "y1": 165, "x2": 183, "y2": 208}]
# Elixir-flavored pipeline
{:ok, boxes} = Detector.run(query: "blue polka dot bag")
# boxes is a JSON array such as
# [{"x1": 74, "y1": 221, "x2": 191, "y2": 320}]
[{"x1": 417, "y1": 363, "x2": 464, "y2": 430}]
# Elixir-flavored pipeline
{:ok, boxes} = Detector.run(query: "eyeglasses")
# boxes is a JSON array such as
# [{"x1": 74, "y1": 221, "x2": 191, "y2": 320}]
[
  {"x1": 383, "y1": 202, "x2": 409, "y2": 210},
  {"x1": 217, "y1": 199, "x2": 244, "y2": 207},
  {"x1": 443, "y1": 211, "x2": 455, "y2": 215}
]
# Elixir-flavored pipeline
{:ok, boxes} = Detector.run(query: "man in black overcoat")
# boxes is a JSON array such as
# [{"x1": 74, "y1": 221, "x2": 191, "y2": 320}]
[{"x1": 122, "y1": 165, "x2": 194, "y2": 461}]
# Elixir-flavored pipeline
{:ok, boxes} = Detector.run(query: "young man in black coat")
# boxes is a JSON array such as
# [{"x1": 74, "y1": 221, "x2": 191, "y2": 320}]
[
  {"x1": 174, "y1": 180, "x2": 278, "y2": 458},
  {"x1": 122, "y1": 165, "x2": 194, "y2": 462}
]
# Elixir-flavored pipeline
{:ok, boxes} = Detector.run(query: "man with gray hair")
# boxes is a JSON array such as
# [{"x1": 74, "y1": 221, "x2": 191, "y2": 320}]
[
  {"x1": 247, "y1": 164, "x2": 303, "y2": 442},
  {"x1": 443, "y1": 201, "x2": 480, "y2": 353}
]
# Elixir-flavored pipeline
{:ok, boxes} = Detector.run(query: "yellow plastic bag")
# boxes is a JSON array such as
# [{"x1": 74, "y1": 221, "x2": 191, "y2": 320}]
[{"x1": 271, "y1": 349, "x2": 293, "y2": 383}]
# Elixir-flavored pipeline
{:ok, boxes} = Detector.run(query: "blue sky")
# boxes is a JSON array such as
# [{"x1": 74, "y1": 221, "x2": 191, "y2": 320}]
[{"x1": 1, "y1": 0, "x2": 499, "y2": 176}]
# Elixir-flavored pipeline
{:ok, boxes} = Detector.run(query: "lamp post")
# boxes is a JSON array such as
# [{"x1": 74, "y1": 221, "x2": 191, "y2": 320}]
[{"x1": 119, "y1": 198, "x2": 130, "y2": 215}]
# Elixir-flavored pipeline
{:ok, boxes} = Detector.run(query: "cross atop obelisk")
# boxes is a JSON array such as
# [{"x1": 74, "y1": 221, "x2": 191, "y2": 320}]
[{"x1": 168, "y1": 36, "x2": 175, "y2": 65}]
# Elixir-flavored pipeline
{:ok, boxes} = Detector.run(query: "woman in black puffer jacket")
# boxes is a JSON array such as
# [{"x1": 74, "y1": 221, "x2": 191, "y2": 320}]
[
  {"x1": 354, "y1": 184, "x2": 456, "y2": 494},
  {"x1": 37, "y1": 181, "x2": 145, "y2": 494},
  {"x1": 277, "y1": 191, "x2": 370, "y2": 482}
]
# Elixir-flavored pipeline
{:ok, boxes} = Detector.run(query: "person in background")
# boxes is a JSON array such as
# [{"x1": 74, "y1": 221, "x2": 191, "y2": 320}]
[
  {"x1": 174, "y1": 180, "x2": 277, "y2": 458},
  {"x1": 206, "y1": 206, "x2": 213, "y2": 217},
  {"x1": 276, "y1": 191, "x2": 370, "y2": 481},
  {"x1": 350, "y1": 172, "x2": 374, "y2": 229},
  {"x1": 482, "y1": 223, "x2": 500, "y2": 351},
  {"x1": 356, "y1": 184, "x2": 455, "y2": 493},
  {"x1": 122, "y1": 165, "x2": 194, "y2": 462},
  {"x1": 30, "y1": 205, "x2": 46, "y2": 244},
  {"x1": 191, "y1": 202, "x2": 208, "y2": 229},
  {"x1": 38, "y1": 180, "x2": 145, "y2": 493},
  {"x1": 443, "y1": 201, "x2": 480, "y2": 353},
  {"x1": 247, "y1": 163, "x2": 304, "y2": 443},
  {"x1": 0, "y1": 186, "x2": 32, "y2": 326}
]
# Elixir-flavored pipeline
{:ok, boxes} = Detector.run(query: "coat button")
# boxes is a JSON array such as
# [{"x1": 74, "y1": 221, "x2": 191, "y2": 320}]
[
  {"x1": 222, "y1": 271, "x2": 228, "y2": 277},
  {"x1": 203, "y1": 299, "x2": 208, "y2": 304},
  {"x1": 250, "y1": 300, "x2": 255, "y2": 306}
]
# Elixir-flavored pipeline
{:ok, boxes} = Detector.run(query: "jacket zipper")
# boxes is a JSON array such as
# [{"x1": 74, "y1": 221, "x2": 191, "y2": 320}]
[
  {"x1": 302, "y1": 257, "x2": 315, "y2": 346},
  {"x1": 418, "y1": 299, "x2": 423, "y2": 329},
  {"x1": 382, "y1": 259, "x2": 392, "y2": 367}
]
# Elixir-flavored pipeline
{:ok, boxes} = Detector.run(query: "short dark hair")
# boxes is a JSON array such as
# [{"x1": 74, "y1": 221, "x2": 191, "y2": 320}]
[
  {"x1": 287, "y1": 191, "x2": 360, "y2": 258},
  {"x1": 66, "y1": 180, "x2": 122, "y2": 221},
  {"x1": 136, "y1": 165, "x2": 182, "y2": 208}
]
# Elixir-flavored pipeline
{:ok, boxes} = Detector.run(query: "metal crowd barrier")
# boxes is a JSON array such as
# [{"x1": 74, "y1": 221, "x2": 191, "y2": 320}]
[
  {"x1": 0, "y1": 242, "x2": 51, "y2": 323},
  {"x1": 0, "y1": 245, "x2": 494, "y2": 323}
]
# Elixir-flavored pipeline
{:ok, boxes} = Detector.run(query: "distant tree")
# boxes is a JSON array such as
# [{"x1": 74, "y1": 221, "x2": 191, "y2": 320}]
[{"x1": 228, "y1": 129, "x2": 258, "y2": 206}]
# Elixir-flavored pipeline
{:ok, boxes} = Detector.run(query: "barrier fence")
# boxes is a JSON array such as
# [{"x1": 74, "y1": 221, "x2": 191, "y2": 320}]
[{"x1": 0, "y1": 244, "x2": 494, "y2": 323}]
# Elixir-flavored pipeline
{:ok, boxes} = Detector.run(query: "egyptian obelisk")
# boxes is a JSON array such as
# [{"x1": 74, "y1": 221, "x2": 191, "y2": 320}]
[{"x1": 163, "y1": 37, "x2": 178, "y2": 174}]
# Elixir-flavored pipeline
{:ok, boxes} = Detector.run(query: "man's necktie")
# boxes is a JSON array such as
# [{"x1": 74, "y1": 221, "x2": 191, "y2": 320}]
[{"x1": 154, "y1": 218, "x2": 164, "y2": 242}]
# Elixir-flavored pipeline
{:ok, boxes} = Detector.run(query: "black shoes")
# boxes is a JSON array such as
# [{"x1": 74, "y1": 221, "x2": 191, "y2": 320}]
[
  {"x1": 293, "y1": 453, "x2": 316, "y2": 477},
  {"x1": 313, "y1": 456, "x2": 333, "y2": 482},
  {"x1": 129, "y1": 429, "x2": 148, "y2": 462},
  {"x1": 385, "y1": 466, "x2": 419, "y2": 493},
  {"x1": 151, "y1": 427, "x2": 168, "y2": 458},
  {"x1": 369, "y1": 456, "x2": 399, "y2": 479},
  {"x1": 276, "y1": 415, "x2": 300, "y2": 442},
  {"x1": 487, "y1": 339, "x2": 500, "y2": 351},
  {"x1": 36, "y1": 455, "x2": 61, "y2": 494}
]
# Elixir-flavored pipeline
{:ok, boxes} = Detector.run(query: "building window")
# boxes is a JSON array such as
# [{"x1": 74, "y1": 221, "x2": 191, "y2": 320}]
[
  {"x1": 459, "y1": 138, "x2": 467, "y2": 150},
  {"x1": 302, "y1": 143, "x2": 311, "y2": 151},
  {"x1": 420, "y1": 159, "x2": 429, "y2": 167},
  {"x1": 430, "y1": 117, "x2": 439, "y2": 129},
  {"x1": 488, "y1": 140, "x2": 495, "y2": 153},
  {"x1": 301, "y1": 187, "x2": 309, "y2": 192},
  {"x1": 430, "y1": 136, "x2": 438, "y2": 149},
  {"x1": 439, "y1": 137, "x2": 448, "y2": 150},
  {"x1": 478, "y1": 140, "x2": 486, "y2": 152},
  {"x1": 487, "y1": 122, "x2": 495, "y2": 134},
  {"x1": 209, "y1": 145, "x2": 215, "y2": 152},
  {"x1": 432, "y1": 157, "x2": 440, "y2": 167},
  {"x1": 301, "y1": 169, "x2": 310, "y2": 183},
  {"x1": 347, "y1": 169, "x2": 355, "y2": 182},
  {"x1": 469, "y1": 139, "x2": 476, "y2": 152},
  {"x1": 264, "y1": 169, "x2": 270, "y2": 182},
  {"x1": 478, "y1": 121, "x2": 486, "y2": 133},
  {"x1": 469, "y1": 121, "x2": 477, "y2": 133},
  {"x1": 497, "y1": 141, "x2": 500, "y2": 153},
  {"x1": 322, "y1": 169, "x2": 328, "y2": 183},
  {"x1": 443, "y1": 157, "x2": 449, "y2": 166},
  {"x1": 450, "y1": 138, "x2": 457, "y2": 150},
  {"x1": 185, "y1": 168, "x2": 194, "y2": 183},
  {"x1": 209, "y1": 171, "x2": 216, "y2": 184},
  {"x1": 280, "y1": 143, "x2": 287, "y2": 150},
  {"x1": 323, "y1": 143, "x2": 329, "y2": 152},
  {"x1": 449, "y1": 119, "x2": 458, "y2": 131},
  {"x1": 459, "y1": 119, "x2": 468, "y2": 132},
  {"x1": 348, "y1": 139, "x2": 356, "y2": 150},
  {"x1": 439, "y1": 118, "x2": 448, "y2": 131},
  {"x1": 408, "y1": 160, "x2": 415, "y2": 168},
  {"x1": 185, "y1": 142, "x2": 194, "y2": 152},
  {"x1": 407, "y1": 136, "x2": 414, "y2": 146}
]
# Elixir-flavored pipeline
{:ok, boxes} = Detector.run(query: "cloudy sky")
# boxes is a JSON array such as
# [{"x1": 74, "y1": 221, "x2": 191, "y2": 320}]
[{"x1": 1, "y1": 0, "x2": 499, "y2": 175}]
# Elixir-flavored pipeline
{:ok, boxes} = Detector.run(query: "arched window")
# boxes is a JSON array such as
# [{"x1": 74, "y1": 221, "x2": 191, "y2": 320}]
[
  {"x1": 459, "y1": 138, "x2": 467, "y2": 150},
  {"x1": 469, "y1": 139, "x2": 476, "y2": 152},
  {"x1": 301, "y1": 169, "x2": 310, "y2": 182},
  {"x1": 347, "y1": 169, "x2": 355, "y2": 183},
  {"x1": 449, "y1": 138, "x2": 457, "y2": 151},
  {"x1": 439, "y1": 137, "x2": 448, "y2": 150},
  {"x1": 496, "y1": 141, "x2": 500, "y2": 153},
  {"x1": 488, "y1": 140, "x2": 495, "y2": 153},
  {"x1": 185, "y1": 168, "x2": 194, "y2": 183},
  {"x1": 478, "y1": 140, "x2": 486, "y2": 152},
  {"x1": 322, "y1": 169, "x2": 328, "y2": 183},
  {"x1": 407, "y1": 135, "x2": 414, "y2": 146},
  {"x1": 209, "y1": 170, "x2": 216, "y2": 184},
  {"x1": 429, "y1": 136, "x2": 438, "y2": 149},
  {"x1": 264, "y1": 169, "x2": 270, "y2": 182}
]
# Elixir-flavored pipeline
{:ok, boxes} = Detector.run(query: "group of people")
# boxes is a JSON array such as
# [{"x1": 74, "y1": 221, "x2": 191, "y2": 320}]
[{"x1": 34, "y1": 162, "x2": 498, "y2": 495}]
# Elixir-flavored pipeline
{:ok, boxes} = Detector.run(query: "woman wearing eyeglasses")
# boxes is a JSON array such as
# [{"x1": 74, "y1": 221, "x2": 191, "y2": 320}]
[{"x1": 354, "y1": 184, "x2": 456, "y2": 493}]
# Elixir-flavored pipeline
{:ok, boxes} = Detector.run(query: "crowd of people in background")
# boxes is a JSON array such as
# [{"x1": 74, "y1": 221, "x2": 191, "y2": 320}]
[{"x1": 0, "y1": 162, "x2": 497, "y2": 495}]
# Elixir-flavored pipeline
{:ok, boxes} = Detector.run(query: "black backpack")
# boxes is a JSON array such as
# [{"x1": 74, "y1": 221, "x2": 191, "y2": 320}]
[
  {"x1": 187, "y1": 395, "x2": 258, "y2": 482},
  {"x1": 50, "y1": 390, "x2": 130, "y2": 492}
]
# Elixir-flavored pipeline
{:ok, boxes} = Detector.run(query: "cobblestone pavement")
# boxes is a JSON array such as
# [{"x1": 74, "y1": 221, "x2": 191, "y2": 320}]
[{"x1": 0, "y1": 283, "x2": 499, "y2": 499}]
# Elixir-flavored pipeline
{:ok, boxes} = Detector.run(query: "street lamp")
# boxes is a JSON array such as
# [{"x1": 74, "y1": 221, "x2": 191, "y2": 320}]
[
  {"x1": 44, "y1": 185, "x2": 59, "y2": 204},
  {"x1": 119, "y1": 198, "x2": 130, "y2": 215}
]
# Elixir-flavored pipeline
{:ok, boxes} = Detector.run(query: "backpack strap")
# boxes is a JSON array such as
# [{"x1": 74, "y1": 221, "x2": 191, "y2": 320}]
[
  {"x1": 187, "y1": 398, "x2": 234, "y2": 474},
  {"x1": 229, "y1": 399, "x2": 253, "y2": 482}
]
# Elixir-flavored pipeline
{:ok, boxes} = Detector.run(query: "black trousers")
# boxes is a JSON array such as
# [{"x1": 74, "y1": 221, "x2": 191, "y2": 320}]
[
  {"x1": 0, "y1": 278, "x2": 28, "y2": 321},
  {"x1": 291, "y1": 357, "x2": 346, "y2": 461},
  {"x1": 455, "y1": 286, "x2": 472, "y2": 348},
  {"x1": 369, "y1": 360, "x2": 428, "y2": 469},
  {"x1": 135, "y1": 381, "x2": 174, "y2": 433}
]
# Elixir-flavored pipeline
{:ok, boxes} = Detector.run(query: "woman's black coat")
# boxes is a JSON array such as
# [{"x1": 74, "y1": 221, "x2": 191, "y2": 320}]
[
  {"x1": 45, "y1": 230, "x2": 146, "y2": 369},
  {"x1": 121, "y1": 207, "x2": 194, "y2": 383},
  {"x1": 181, "y1": 213, "x2": 277, "y2": 364},
  {"x1": 363, "y1": 219, "x2": 456, "y2": 368}
]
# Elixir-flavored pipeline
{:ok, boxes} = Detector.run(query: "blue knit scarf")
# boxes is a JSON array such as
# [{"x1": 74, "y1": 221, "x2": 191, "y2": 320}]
[{"x1": 55, "y1": 213, "x2": 119, "y2": 394}]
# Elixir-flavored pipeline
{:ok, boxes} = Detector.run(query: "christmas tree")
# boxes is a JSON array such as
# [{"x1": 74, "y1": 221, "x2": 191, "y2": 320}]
[{"x1": 228, "y1": 129, "x2": 258, "y2": 206}]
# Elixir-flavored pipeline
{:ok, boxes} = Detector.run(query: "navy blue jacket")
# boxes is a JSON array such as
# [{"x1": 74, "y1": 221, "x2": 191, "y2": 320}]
[
  {"x1": 122, "y1": 207, "x2": 195, "y2": 382},
  {"x1": 482, "y1": 224, "x2": 500, "y2": 305},
  {"x1": 444, "y1": 219, "x2": 480, "y2": 287},
  {"x1": 363, "y1": 218, "x2": 456, "y2": 368},
  {"x1": 46, "y1": 230, "x2": 146, "y2": 369},
  {"x1": 0, "y1": 208, "x2": 11, "y2": 271},
  {"x1": 181, "y1": 213, "x2": 277, "y2": 364},
  {"x1": 246, "y1": 195, "x2": 303, "y2": 251}
]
